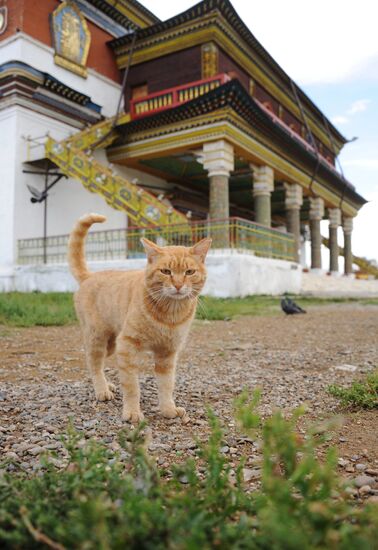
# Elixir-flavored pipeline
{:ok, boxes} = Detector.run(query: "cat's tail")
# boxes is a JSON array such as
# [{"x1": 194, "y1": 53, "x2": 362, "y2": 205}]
[{"x1": 68, "y1": 213, "x2": 107, "y2": 283}]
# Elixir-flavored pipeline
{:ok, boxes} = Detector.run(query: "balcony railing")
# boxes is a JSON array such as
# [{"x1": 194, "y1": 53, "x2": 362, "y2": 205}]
[
  {"x1": 17, "y1": 218, "x2": 295, "y2": 265},
  {"x1": 130, "y1": 74, "x2": 230, "y2": 119}
]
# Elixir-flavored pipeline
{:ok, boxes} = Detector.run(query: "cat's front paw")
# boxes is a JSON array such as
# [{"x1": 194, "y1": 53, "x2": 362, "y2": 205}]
[
  {"x1": 160, "y1": 405, "x2": 187, "y2": 419},
  {"x1": 122, "y1": 408, "x2": 144, "y2": 424},
  {"x1": 95, "y1": 385, "x2": 115, "y2": 401}
]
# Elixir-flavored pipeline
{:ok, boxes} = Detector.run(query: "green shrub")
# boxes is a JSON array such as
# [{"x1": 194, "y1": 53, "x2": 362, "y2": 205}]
[
  {"x1": 328, "y1": 370, "x2": 378, "y2": 409},
  {"x1": 1, "y1": 394, "x2": 377, "y2": 549}
]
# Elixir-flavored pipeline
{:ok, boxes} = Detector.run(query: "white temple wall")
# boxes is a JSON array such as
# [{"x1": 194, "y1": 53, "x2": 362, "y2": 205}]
[
  {"x1": 0, "y1": 33, "x2": 121, "y2": 117},
  {"x1": 0, "y1": 108, "x2": 18, "y2": 272},
  {"x1": 3, "y1": 251, "x2": 302, "y2": 296},
  {"x1": 0, "y1": 105, "x2": 171, "y2": 286}
]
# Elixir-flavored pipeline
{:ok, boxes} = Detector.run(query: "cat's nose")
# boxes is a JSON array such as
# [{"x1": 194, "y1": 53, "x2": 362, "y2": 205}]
[{"x1": 173, "y1": 283, "x2": 183, "y2": 291}]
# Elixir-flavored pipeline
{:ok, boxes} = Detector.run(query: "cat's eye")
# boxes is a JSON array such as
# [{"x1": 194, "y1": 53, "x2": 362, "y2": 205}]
[
  {"x1": 161, "y1": 269, "x2": 171, "y2": 275},
  {"x1": 185, "y1": 269, "x2": 196, "y2": 276}
]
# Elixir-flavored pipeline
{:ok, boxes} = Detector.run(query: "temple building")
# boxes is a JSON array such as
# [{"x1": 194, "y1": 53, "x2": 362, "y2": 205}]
[{"x1": 0, "y1": 0, "x2": 370, "y2": 295}]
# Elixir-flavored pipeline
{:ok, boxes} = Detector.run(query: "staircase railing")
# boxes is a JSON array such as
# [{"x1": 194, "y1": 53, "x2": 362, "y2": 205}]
[
  {"x1": 322, "y1": 236, "x2": 378, "y2": 278},
  {"x1": 17, "y1": 217, "x2": 295, "y2": 265},
  {"x1": 45, "y1": 136, "x2": 188, "y2": 227}
]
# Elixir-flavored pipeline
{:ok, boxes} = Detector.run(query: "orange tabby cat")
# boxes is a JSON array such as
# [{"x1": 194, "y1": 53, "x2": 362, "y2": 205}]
[{"x1": 68, "y1": 213, "x2": 211, "y2": 422}]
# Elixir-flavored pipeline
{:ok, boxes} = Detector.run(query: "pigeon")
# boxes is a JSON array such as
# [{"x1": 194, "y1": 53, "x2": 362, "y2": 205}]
[{"x1": 280, "y1": 296, "x2": 306, "y2": 315}]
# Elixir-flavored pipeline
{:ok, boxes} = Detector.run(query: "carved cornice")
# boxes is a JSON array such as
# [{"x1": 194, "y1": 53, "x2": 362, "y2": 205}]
[
  {"x1": 0, "y1": 61, "x2": 101, "y2": 124},
  {"x1": 110, "y1": 0, "x2": 346, "y2": 151},
  {"x1": 86, "y1": 0, "x2": 159, "y2": 30},
  {"x1": 113, "y1": 80, "x2": 365, "y2": 212}
]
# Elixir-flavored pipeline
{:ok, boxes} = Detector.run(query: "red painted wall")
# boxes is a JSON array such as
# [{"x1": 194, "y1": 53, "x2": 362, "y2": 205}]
[
  {"x1": 1, "y1": 0, "x2": 120, "y2": 82},
  {"x1": 125, "y1": 46, "x2": 202, "y2": 108},
  {"x1": 218, "y1": 47, "x2": 249, "y2": 90}
]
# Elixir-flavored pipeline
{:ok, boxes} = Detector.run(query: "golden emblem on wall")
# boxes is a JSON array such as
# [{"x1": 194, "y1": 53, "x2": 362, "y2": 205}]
[
  {"x1": 0, "y1": 6, "x2": 8, "y2": 35},
  {"x1": 51, "y1": 1, "x2": 91, "y2": 78}
]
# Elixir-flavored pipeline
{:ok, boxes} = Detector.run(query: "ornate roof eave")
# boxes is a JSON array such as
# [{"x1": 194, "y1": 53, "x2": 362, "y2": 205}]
[
  {"x1": 86, "y1": 0, "x2": 160, "y2": 30},
  {"x1": 114, "y1": 80, "x2": 366, "y2": 209},
  {"x1": 110, "y1": 0, "x2": 347, "y2": 148},
  {"x1": 0, "y1": 61, "x2": 102, "y2": 124}
]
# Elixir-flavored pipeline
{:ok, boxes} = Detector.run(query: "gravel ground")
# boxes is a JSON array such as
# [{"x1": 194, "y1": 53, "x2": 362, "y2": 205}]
[{"x1": 1, "y1": 304, "x2": 377, "y2": 499}]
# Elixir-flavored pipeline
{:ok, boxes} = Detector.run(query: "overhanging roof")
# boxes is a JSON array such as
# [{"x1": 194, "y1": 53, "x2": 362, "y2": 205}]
[
  {"x1": 115, "y1": 79, "x2": 366, "y2": 209},
  {"x1": 86, "y1": 0, "x2": 160, "y2": 30},
  {"x1": 110, "y1": 0, "x2": 346, "y2": 149}
]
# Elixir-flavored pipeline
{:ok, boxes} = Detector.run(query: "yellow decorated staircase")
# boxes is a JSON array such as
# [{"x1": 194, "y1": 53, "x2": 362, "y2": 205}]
[
  {"x1": 45, "y1": 114, "x2": 188, "y2": 227},
  {"x1": 322, "y1": 237, "x2": 378, "y2": 278}
]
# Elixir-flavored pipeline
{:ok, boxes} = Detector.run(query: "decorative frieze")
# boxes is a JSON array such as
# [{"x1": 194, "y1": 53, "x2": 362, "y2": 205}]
[
  {"x1": 328, "y1": 207, "x2": 341, "y2": 228},
  {"x1": 201, "y1": 42, "x2": 218, "y2": 79},
  {"x1": 309, "y1": 197, "x2": 324, "y2": 221},
  {"x1": 284, "y1": 182, "x2": 303, "y2": 210},
  {"x1": 342, "y1": 216, "x2": 353, "y2": 235},
  {"x1": 252, "y1": 165, "x2": 274, "y2": 197},
  {"x1": 202, "y1": 140, "x2": 234, "y2": 178}
]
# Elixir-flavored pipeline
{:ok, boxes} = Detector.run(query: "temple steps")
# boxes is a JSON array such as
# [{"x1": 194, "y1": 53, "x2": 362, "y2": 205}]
[{"x1": 44, "y1": 114, "x2": 188, "y2": 228}]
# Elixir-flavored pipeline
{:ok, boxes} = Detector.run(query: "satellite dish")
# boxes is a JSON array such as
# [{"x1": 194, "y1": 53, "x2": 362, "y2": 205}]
[{"x1": 27, "y1": 184, "x2": 45, "y2": 203}]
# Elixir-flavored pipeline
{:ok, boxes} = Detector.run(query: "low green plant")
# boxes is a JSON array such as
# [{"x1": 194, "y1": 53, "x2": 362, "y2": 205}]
[
  {"x1": 0, "y1": 292, "x2": 376, "y2": 326},
  {"x1": 0, "y1": 292, "x2": 75, "y2": 327},
  {"x1": 1, "y1": 394, "x2": 377, "y2": 549},
  {"x1": 328, "y1": 369, "x2": 378, "y2": 409}
]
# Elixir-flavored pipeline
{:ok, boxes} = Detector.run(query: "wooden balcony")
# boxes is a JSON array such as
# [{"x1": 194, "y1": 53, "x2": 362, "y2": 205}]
[{"x1": 130, "y1": 74, "x2": 230, "y2": 119}]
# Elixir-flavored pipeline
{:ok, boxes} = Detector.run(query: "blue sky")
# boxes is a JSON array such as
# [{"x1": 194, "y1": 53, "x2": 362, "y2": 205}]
[{"x1": 141, "y1": 0, "x2": 378, "y2": 262}]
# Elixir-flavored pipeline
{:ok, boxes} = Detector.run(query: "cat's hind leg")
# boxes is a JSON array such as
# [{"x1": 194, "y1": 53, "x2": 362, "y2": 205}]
[{"x1": 84, "y1": 332, "x2": 115, "y2": 401}]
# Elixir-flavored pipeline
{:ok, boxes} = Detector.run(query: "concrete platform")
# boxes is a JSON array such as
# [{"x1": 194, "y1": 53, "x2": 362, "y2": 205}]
[
  {"x1": 300, "y1": 271, "x2": 378, "y2": 298},
  {"x1": 0, "y1": 250, "x2": 301, "y2": 297}
]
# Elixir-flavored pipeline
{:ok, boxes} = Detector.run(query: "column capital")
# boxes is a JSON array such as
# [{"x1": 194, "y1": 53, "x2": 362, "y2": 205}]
[
  {"x1": 342, "y1": 216, "x2": 353, "y2": 235},
  {"x1": 201, "y1": 140, "x2": 234, "y2": 178},
  {"x1": 328, "y1": 207, "x2": 341, "y2": 228},
  {"x1": 309, "y1": 197, "x2": 324, "y2": 221},
  {"x1": 284, "y1": 182, "x2": 303, "y2": 210},
  {"x1": 252, "y1": 165, "x2": 274, "y2": 197}
]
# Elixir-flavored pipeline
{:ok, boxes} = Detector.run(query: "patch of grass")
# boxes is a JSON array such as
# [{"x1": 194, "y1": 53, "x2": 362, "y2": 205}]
[
  {"x1": 0, "y1": 395, "x2": 377, "y2": 549},
  {"x1": 196, "y1": 295, "x2": 376, "y2": 321},
  {"x1": 0, "y1": 292, "x2": 76, "y2": 327},
  {"x1": 328, "y1": 370, "x2": 378, "y2": 409},
  {"x1": 0, "y1": 292, "x2": 376, "y2": 326}
]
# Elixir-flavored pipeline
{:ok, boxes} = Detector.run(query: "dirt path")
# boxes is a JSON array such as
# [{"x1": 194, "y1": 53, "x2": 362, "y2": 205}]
[{"x1": 1, "y1": 305, "x2": 377, "y2": 493}]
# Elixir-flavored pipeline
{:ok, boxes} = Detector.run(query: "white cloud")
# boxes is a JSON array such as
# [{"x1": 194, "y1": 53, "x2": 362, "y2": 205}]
[
  {"x1": 347, "y1": 99, "x2": 371, "y2": 115},
  {"x1": 332, "y1": 99, "x2": 371, "y2": 131},
  {"x1": 342, "y1": 158, "x2": 378, "y2": 169},
  {"x1": 331, "y1": 116, "x2": 349, "y2": 125}
]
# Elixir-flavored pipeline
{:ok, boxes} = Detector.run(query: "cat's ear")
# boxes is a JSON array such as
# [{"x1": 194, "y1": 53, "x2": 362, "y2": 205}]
[
  {"x1": 141, "y1": 238, "x2": 163, "y2": 263},
  {"x1": 190, "y1": 238, "x2": 212, "y2": 262}
]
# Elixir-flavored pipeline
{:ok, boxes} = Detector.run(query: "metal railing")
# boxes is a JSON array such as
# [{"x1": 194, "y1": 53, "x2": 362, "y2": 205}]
[
  {"x1": 130, "y1": 74, "x2": 230, "y2": 119},
  {"x1": 17, "y1": 217, "x2": 295, "y2": 265}
]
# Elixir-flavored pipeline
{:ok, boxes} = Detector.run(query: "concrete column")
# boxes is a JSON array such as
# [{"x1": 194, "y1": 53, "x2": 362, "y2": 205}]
[
  {"x1": 284, "y1": 183, "x2": 303, "y2": 262},
  {"x1": 252, "y1": 166, "x2": 274, "y2": 226},
  {"x1": 328, "y1": 208, "x2": 341, "y2": 274},
  {"x1": 309, "y1": 197, "x2": 324, "y2": 270},
  {"x1": 209, "y1": 175, "x2": 229, "y2": 220},
  {"x1": 343, "y1": 217, "x2": 353, "y2": 276},
  {"x1": 202, "y1": 140, "x2": 234, "y2": 246}
]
